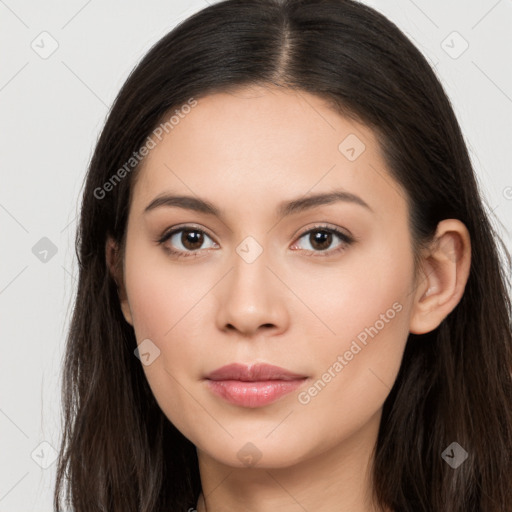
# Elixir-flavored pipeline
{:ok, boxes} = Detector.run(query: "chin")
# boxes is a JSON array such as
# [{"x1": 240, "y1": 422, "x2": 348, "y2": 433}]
[{"x1": 196, "y1": 435, "x2": 313, "y2": 470}]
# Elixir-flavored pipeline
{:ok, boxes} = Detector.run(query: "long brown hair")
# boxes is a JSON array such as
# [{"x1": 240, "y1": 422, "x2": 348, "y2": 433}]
[{"x1": 54, "y1": 0, "x2": 512, "y2": 510}]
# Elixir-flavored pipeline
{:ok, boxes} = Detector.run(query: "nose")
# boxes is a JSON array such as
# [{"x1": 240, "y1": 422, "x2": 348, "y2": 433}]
[{"x1": 215, "y1": 248, "x2": 290, "y2": 338}]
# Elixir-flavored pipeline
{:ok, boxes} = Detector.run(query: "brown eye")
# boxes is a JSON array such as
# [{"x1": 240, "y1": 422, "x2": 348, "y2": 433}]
[
  {"x1": 291, "y1": 225, "x2": 354, "y2": 256},
  {"x1": 158, "y1": 226, "x2": 218, "y2": 258}
]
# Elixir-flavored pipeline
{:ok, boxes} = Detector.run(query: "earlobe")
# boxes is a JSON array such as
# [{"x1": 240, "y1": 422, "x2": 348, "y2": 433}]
[
  {"x1": 119, "y1": 300, "x2": 134, "y2": 327},
  {"x1": 409, "y1": 219, "x2": 471, "y2": 335},
  {"x1": 105, "y1": 236, "x2": 134, "y2": 326}
]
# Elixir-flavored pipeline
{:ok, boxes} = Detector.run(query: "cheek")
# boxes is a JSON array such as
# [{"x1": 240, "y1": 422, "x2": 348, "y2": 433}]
[
  {"x1": 291, "y1": 238, "x2": 414, "y2": 415},
  {"x1": 123, "y1": 241, "x2": 217, "y2": 404},
  {"x1": 124, "y1": 238, "x2": 213, "y2": 343},
  {"x1": 124, "y1": 248, "x2": 214, "y2": 435},
  {"x1": 291, "y1": 233, "x2": 413, "y2": 345},
  {"x1": 295, "y1": 310, "x2": 410, "y2": 452}
]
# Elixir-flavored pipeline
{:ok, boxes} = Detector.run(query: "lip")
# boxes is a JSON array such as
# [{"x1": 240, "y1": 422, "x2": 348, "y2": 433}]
[
  {"x1": 206, "y1": 363, "x2": 306, "y2": 381},
  {"x1": 204, "y1": 363, "x2": 308, "y2": 408}
]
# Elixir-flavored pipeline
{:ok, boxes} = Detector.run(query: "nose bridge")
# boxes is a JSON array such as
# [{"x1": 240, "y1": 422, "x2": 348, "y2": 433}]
[
  {"x1": 230, "y1": 235, "x2": 273, "y2": 308},
  {"x1": 235, "y1": 234, "x2": 266, "y2": 266},
  {"x1": 216, "y1": 234, "x2": 287, "y2": 334}
]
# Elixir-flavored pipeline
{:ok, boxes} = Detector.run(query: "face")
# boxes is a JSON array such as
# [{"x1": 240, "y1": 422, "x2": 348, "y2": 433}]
[{"x1": 116, "y1": 85, "x2": 419, "y2": 469}]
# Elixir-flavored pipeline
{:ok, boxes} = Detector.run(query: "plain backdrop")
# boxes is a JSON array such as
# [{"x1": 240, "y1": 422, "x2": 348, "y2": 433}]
[{"x1": 1, "y1": 0, "x2": 511, "y2": 510}]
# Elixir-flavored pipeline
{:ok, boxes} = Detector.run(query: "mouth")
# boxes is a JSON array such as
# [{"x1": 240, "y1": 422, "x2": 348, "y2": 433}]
[{"x1": 204, "y1": 363, "x2": 308, "y2": 408}]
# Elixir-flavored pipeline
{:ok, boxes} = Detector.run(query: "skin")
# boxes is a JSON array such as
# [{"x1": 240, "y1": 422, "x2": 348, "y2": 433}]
[{"x1": 107, "y1": 85, "x2": 471, "y2": 512}]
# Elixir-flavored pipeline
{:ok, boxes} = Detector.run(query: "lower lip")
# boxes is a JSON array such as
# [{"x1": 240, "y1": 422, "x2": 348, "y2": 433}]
[{"x1": 205, "y1": 379, "x2": 307, "y2": 408}]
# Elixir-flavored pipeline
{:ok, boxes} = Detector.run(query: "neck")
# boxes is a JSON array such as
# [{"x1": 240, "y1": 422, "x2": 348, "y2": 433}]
[{"x1": 195, "y1": 410, "x2": 390, "y2": 512}]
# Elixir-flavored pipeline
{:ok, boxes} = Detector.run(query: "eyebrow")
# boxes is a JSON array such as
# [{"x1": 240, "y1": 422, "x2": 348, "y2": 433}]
[{"x1": 144, "y1": 189, "x2": 373, "y2": 218}]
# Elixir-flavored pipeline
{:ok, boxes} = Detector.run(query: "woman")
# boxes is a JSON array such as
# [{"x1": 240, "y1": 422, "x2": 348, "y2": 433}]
[{"x1": 54, "y1": 0, "x2": 512, "y2": 510}]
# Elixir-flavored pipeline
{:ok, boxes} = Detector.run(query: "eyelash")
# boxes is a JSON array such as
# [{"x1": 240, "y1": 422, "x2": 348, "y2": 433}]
[{"x1": 156, "y1": 224, "x2": 355, "y2": 259}]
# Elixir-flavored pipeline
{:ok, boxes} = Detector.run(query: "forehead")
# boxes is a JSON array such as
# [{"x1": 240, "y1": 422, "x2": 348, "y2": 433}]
[{"x1": 130, "y1": 85, "x2": 407, "y2": 221}]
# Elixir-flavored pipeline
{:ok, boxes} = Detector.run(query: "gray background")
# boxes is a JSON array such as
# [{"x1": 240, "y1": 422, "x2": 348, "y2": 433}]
[{"x1": 1, "y1": 0, "x2": 511, "y2": 510}]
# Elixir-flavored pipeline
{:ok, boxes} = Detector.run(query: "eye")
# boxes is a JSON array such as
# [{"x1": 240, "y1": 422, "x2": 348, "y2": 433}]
[
  {"x1": 157, "y1": 223, "x2": 355, "y2": 259},
  {"x1": 157, "y1": 226, "x2": 218, "y2": 258},
  {"x1": 290, "y1": 224, "x2": 354, "y2": 256}
]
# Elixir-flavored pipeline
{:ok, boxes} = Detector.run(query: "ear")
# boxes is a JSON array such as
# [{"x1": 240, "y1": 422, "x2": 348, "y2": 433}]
[
  {"x1": 409, "y1": 219, "x2": 471, "y2": 335},
  {"x1": 105, "y1": 236, "x2": 133, "y2": 326}
]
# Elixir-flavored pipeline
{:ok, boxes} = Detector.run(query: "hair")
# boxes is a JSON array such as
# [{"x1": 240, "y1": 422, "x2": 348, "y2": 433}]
[{"x1": 54, "y1": 0, "x2": 512, "y2": 510}]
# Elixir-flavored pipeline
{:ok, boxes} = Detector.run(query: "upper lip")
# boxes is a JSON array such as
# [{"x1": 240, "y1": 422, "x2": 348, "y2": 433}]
[{"x1": 205, "y1": 363, "x2": 307, "y2": 382}]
